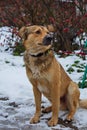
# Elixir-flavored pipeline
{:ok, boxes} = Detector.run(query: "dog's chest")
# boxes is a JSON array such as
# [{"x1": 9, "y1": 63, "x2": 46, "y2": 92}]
[
  {"x1": 24, "y1": 55, "x2": 41, "y2": 78},
  {"x1": 30, "y1": 65, "x2": 41, "y2": 79},
  {"x1": 24, "y1": 51, "x2": 52, "y2": 79},
  {"x1": 29, "y1": 60, "x2": 46, "y2": 79}
]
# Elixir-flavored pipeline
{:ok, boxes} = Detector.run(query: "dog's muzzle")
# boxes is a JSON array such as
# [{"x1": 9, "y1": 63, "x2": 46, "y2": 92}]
[{"x1": 42, "y1": 33, "x2": 53, "y2": 46}]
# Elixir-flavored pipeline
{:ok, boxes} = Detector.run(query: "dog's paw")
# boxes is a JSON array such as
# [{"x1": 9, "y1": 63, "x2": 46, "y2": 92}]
[
  {"x1": 66, "y1": 114, "x2": 73, "y2": 122},
  {"x1": 48, "y1": 118, "x2": 58, "y2": 127},
  {"x1": 30, "y1": 116, "x2": 39, "y2": 124},
  {"x1": 65, "y1": 119, "x2": 72, "y2": 123}
]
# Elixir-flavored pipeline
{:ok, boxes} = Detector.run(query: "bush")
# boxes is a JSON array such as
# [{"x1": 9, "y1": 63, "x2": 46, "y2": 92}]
[
  {"x1": 0, "y1": 0, "x2": 87, "y2": 52},
  {"x1": 78, "y1": 81, "x2": 87, "y2": 88},
  {"x1": 13, "y1": 41, "x2": 25, "y2": 56}
]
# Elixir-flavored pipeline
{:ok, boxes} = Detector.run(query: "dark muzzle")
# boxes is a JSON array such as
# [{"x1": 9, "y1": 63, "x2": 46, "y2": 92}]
[{"x1": 42, "y1": 34, "x2": 53, "y2": 46}]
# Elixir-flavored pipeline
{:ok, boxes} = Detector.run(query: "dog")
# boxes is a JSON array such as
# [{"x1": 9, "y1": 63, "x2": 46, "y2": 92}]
[{"x1": 19, "y1": 25, "x2": 87, "y2": 126}]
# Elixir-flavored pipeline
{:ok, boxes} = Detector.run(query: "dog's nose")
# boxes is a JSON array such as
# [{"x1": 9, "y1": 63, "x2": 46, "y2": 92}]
[{"x1": 43, "y1": 34, "x2": 53, "y2": 46}]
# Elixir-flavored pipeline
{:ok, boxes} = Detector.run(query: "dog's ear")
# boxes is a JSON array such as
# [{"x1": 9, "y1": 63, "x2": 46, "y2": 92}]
[
  {"x1": 46, "y1": 25, "x2": 56, "y2": 32},
  {"x1": 19, "y1": 27, "x2": 29, "y2": 40}
]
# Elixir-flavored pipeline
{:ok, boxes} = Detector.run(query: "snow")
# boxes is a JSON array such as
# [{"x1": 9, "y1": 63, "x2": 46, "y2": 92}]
[
  {"x1": 0, "y1": 52, "x2": 33, "y2": 101},
  {"x1": 0, "y1": 26, "x2": 19, "y2": 52},
  {"x1": 0, "y1": 27, "x2": 87, "y2": 130},
  {"x1": 0, "y1": 53, "x2": 87, "y2": 130}
]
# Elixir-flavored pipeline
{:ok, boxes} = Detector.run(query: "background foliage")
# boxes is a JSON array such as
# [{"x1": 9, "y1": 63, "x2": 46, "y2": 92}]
[{"x1": 0, "y1": 0, "x2": 87, "y2": 52}]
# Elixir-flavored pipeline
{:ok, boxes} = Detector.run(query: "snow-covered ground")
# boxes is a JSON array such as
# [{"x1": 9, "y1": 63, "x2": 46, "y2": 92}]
[
  {"x1": 0, "y1": 27, "x2": 87, "y2": 130},
  {"x1": 0, "y1": 51, "x2": 87, "y2": 130}
]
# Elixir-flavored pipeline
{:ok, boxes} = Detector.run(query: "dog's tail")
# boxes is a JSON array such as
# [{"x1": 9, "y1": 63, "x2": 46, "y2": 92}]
[{"x1": 79, "y1": 99, "x2": 87, "y2": 109}]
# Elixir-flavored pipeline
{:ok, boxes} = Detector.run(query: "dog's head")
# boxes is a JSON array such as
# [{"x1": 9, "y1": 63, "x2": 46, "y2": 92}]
[{"x1": 19, "y1": 25, "x2": 53, "y2": 56}]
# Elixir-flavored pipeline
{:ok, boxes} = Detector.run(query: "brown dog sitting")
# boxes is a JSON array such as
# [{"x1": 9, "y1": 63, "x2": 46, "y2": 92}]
[{"x1": 19, "y1": 25, "x2": 87, "y2": 126}]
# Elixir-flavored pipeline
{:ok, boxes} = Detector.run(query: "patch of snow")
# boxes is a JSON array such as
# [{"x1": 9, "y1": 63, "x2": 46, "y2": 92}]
[{"x1": 0, "y1": 26, "x2": 20, "y2": 52}]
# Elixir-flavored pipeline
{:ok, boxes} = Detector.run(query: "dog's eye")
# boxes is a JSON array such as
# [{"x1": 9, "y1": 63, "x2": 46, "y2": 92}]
[{"x1": 35, "y1": 30, "x2": 41, "y2": 34}]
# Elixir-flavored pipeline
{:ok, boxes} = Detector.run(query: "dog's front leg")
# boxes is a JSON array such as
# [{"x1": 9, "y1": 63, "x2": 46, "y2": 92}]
[
  {"x1": 30, "y1": 86, "x2": 41, "y2": 124},
  {"x1": 48, "y1": 84, "x2": 60, "y2": 126}
]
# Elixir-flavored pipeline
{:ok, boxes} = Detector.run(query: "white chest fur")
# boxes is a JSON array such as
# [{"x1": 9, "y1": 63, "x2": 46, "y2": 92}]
[
  {"x1": 31, "y1": 66, "x2": 41, "y2": 79},
  {"x1": 29, "y1": 61, "x2": 42, "y2": 79}
]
